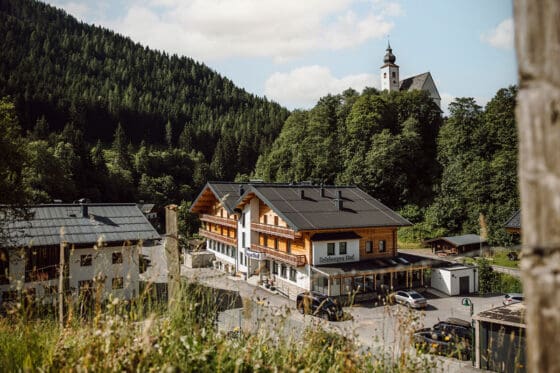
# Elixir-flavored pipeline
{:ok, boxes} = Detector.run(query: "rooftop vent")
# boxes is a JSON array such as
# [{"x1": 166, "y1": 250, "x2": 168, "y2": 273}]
[
  {"x1": 300, "y1": 189, "x2": 305, "y2": 199},
  {"x1": 239, "y1": 185, "x2": 245, "y2": 195},
  {"x1": 320, "y1": 185, "x2": 325, "y2": 198}
]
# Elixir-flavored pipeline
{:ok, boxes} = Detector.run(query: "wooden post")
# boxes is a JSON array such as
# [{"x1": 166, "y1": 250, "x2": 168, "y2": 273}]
[
  {"x1": 58, "y1": 241, "x2": 65, "y2": 328},
  {"x1": 514, "y1": 1, "x2": 560, "y2": 371},
  {"x1": 165, "y1": 204, "x2": 180, "y2": 310}
]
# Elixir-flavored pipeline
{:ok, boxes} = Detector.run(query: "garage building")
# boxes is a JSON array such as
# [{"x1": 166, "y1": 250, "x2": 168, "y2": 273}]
[{"x1": 430, "y1": 265, "x2": 478, "y2": 296}]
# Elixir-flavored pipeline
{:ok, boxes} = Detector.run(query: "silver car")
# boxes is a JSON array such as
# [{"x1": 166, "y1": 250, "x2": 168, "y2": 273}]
[
  {"x1": 394, "y1": 290, "x2": 428, "y2": 309},
  {"x1": 503, "y1": 293, "x2": 523, "y2": 306}
]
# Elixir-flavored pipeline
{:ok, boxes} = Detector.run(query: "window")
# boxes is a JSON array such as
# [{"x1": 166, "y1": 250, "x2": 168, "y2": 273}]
[
  {"x1": 80, "y1": 254, "x2": 92, "y2": 267},
  {"x1": 274, "y1": 216, "x2": 279, "y2": 226},
  {"x1": 241, "y1": 212, "x2": 246, "y2": 227},
  {"x1": 392, "y1": 71, "x2": 396, "y2": 78},
  {"x1": 286, "y1": 241, "x2": 291, "y2": 254},
  {"x1": 78, "y1": 280, "x2": 93, "y2": 296},
  {"x1": 379, "y1": 240, "x2": 386, "y2": 252},
  {"x1": 365, "y1": 240, "x2": 373, "y2": 253},
  {"x1": 263, "y1": 215, "x2": 268, "y2": 225},
  {"x1": 272, "y1": 261, "x2": 278, "y2": 275},
  {"x1": 112, "y1": 252, "x2": 123, "y2": 264},
  {"x1": 327, "y1": 243, "x2": 335, "y2": 256},
  {"x1": 274, "y1": 238, "x2": 279, "y2": 251},
  {"x1": 220, "y1": 209, "x2": 224, "y2": 218},
  {"x1": 280, "y1": 264, "x2": 287, "y2": 278},
  {"x1": 383, "y1": 72, "x2": 387, "y2": 78},
  {"x1": 262, "y1": 234, "x2": 268, "y2": 247},
  {"x1": 112, "y1": 277, "x2": 124, "y2": 289},
  {"x1": 339, "y1": 242, "x2": 347, "y2": 255},
  {"x1": 242, "y1": 232, "x2": 246, "y2": 248},
  {"x1": 289, "y1": 268, "x2": 297, "y2": 282}
]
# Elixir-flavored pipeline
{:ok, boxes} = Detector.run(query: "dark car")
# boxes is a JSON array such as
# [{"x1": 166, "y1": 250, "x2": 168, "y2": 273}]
[
  {"x1": 296, "y1": 292, "x2": 343, "y2": 321},
  {"x1": 413, "y1": 330, "x2": 471, "y2": 360},
  {"x1": 433, "y1": 318, "x2": 472, "y2": 341}
]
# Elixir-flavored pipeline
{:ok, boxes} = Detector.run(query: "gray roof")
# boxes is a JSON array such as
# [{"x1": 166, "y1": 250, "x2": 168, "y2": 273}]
[
  {"x1": 1, "y1": 203, "x2": 160, "y2": 248},
  {"x1": 400, "y1": 72, "x2": 430, "y2": 91},
  {"x1": 425, "y1": 234, "x2": 487, "y2": 247},
  {"x1": 207, "y1": 182, "x2": 246, "y2": 213},
  {"x1": 245, "y1": 184, "x2": 411, "y2": 231},
  {"x1": 504, "y1": 210, "x2": 521, "y2": 230},
  {"x1": 137, "y1": 203, "x2": 156, "y2": 214},
  {"x1": 473, "y1": 303, "x2": 526, "y2": 328}
]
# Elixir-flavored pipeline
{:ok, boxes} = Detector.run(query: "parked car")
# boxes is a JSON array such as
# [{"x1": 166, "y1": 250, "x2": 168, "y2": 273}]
[
  {"x1": 393, "y1": 290, "x2": 428, "y2": 309},
  {"x1": 431, "y1": 318, "x2": 472, "y2": 342},
  {"x1": 296, "y1": 292, "x2": 343, "y2": 321},
  {"x1": 413, "y1": 330, "x2": 471, "y2": 360},
  {"x1": 503, "y1": 293, "x2": 524, "y2": 306}
]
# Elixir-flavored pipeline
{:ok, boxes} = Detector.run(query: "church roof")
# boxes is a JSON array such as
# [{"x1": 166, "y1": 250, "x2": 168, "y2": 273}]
[{"x1": 400, "y1": 72, "x2": 431, "y2": 91}]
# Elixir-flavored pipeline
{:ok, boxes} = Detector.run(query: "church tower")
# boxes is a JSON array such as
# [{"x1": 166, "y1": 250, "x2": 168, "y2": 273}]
[{"x1": 380, "y1": 42, "x2": 400, "y2": 92}]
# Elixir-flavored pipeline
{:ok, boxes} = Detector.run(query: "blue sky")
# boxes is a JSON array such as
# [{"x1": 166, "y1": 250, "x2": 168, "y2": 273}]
[{"x1": 45, "y1": 0, "x2": 517, "y2": 114}]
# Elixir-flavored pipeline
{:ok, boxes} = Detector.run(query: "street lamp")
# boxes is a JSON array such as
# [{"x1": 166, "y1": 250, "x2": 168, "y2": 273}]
[{"x1": 462, "y1": 297, "x2": 475, "y2": 365}]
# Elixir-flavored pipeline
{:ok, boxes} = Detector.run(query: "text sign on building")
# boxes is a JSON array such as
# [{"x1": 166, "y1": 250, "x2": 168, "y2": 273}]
[
  {"x1": 312, "y1": 240, "x2": 360, "y2": 265},
  {"x1": 245, "y1": 249, "x2": 265, "y2": 260}
]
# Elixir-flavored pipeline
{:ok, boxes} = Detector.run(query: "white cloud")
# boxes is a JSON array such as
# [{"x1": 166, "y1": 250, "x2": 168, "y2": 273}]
[
  {"x1": 481, "y1": 18, "x2": 514, "y2": 50},
  {"x1": 90, "y1": 0, "x2": 399, "y2": 62},
  {"x1": 440, "y1": 93, "x2": 490, "y2": 116},
  {"x1": 265, "y1": 65, "x2": 378, "y2": 109},
  {"x1": 48, "y1": 1, "x2": 91, "y2": 21}
]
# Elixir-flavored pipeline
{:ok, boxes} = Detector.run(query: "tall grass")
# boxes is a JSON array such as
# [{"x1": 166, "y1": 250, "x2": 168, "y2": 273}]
[{"x1": 0, "y1": 280, "x2": 439, "y2": 372}]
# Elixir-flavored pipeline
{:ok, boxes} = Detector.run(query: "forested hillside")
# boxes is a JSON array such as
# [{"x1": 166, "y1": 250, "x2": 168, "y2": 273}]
[
  {"x1": 255, "y1": 87, "x2": 519, "y2": 245},
  {"x1": 0, "y1": 0, "x2": 288, "y2": 209}
]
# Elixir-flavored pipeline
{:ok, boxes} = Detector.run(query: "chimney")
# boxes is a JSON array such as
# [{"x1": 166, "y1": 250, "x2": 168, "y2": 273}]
[
  {"x1": 239, "y1": 184, "x2": 245, "y2": 195},
  {"x1": 300, "y1": 189, "x2": 305, "y2": 199},
  {"x1": 337, "y1": 190, "x2": 342, "y2": 200},
  {"x1": 78, "y1": 198, "x2": 89, "y2": 217},
  {"x1": 320, "y1": 185, "x2": 325, "y2": 198}
]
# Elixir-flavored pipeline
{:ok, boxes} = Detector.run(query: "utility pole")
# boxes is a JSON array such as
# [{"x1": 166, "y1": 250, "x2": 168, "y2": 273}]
[
  {"x1": 58, "y1": 241, "x2": 66, "y2": 328},
  {"x1": 165, "y1": 204, "x2": 180, "y2": 311}
]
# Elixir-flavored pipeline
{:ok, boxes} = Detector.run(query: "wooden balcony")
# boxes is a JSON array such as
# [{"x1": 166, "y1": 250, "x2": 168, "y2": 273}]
[
  {"x1": 251, "y1": 243, "x2": 306, "y2": 267},
  {"x1": 199, "y1": 229, "x2": 237, "y2": 246},
  {"x1": 200, "y1": 214, "x2": 237, "y2": 229},
  {"x1": 251, "y1": 222, "x2": 296, "y2": 239}
]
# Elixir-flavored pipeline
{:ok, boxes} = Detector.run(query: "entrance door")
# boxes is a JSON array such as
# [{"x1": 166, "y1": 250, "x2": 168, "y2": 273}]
[{"x1": 459, "y1": 276, "x2": 470, "y2": 294}]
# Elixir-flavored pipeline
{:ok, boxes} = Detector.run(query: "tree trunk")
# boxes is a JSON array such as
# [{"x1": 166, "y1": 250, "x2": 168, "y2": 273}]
[{"x1": 514, "y1": 1, "x2": 560, "y2": 371}]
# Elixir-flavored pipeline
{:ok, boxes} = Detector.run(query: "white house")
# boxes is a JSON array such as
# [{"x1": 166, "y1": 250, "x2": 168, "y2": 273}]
[{"x1": 0, "y1": 201, "x2": 160, "y2": 306}]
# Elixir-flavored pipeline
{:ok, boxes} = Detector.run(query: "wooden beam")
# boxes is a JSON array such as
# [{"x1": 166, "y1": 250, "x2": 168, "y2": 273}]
[{"x1": 515, "y1": 0, "x2": 560, "y2": 371}]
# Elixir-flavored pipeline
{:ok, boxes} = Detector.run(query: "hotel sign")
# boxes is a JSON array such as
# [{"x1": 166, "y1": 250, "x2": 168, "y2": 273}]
[
  {"x1": 318, "y1": 254, "x2": 356, "y2": 264},
  {"x1": 245, "y1": 249, "x2": 265, "y2": 260}
]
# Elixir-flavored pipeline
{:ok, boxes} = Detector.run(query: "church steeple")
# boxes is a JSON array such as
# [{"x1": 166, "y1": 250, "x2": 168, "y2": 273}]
[
  {"x1": 383, "y1": 42, "x2": 396, "y2": 64},
  {"x1": 380, "y1": 41, "x2": 400, "y2": 92}
]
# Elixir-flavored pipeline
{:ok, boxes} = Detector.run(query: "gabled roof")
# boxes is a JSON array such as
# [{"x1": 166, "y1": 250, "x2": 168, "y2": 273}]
[
  {"x1": 1, "y1": 203, "x2": 160, "y2": 248},
  {"x1": 504, "y1": 210, "x2": 521, "y2": 230},
  {"x1": 239, "y1": 184, "x2": 411, "y2": 231},
  {"x1": 190, "y1": 182, "x2": 247, "y2": 215},
  {"x1": 400, "y1": 72, "x2": 430, "y2": 91},
  {"x1": 136, "y1": 203, "x2": 156, "y2": 214},
  {"x1": 191, "y1": 182, "x2": 411, "y2": 231},
  {"x1": 424, "y1": 234, "x2": 487, "y2": 247}
]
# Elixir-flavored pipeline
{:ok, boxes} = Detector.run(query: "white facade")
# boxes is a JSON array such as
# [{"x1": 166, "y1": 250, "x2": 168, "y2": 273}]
[
  {"x1": 312, "y1": 239, "x2": 360, "y2": 266},
  {"x1": 431, "y1": 266, "x2": 479, "y2": 296},
  {"x1": 0, "y1": 244, "x2": 141, "y2": 304},
  {"x1": 381, "y1": 64, "x2": 400, "y2": 92}
]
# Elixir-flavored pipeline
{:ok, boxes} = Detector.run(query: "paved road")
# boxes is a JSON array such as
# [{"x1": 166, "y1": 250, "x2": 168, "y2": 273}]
[{"x1": 399, "y1": 248, "x2": 521, "y2": 278}]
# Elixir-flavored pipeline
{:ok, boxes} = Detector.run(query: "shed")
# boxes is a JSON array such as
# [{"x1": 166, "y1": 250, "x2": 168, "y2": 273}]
[
  {"x1": 473, "y1": 303, "x2": 526, "y2": 373},
  {"x1": 430, "y1": 265, "x2": 478, "y2": 295},
  {"x1": 504, "y1": 210, "x2": 521, "y2": 235},
  {"x1": 424, "y1": 234, "x2": 488, "y2": 256}
]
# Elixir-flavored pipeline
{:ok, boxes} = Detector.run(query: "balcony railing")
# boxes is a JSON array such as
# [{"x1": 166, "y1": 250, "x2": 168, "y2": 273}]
[
  {"x1": 250, "y1": 222, "x2": 296, "y2": 239},
  {"x1": 199, "y1": 229, "x2": 237, "y2": 246},
  {"x1": 251, "y1": 243, "x2": 306, "y2": 267},
  {"x1": 200, "y1": 214, "x2": 237, "y2": 228}
]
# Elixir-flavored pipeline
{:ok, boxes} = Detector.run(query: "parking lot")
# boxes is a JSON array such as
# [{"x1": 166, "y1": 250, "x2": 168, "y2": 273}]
[{"x1": 143, "y1": 246, "x2": 505, "y2": 371}]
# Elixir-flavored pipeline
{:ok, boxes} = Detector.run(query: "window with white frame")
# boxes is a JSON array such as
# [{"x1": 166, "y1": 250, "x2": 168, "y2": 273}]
[{"x1": 379, "y1": 240, "x2": 386, "y2": 252}]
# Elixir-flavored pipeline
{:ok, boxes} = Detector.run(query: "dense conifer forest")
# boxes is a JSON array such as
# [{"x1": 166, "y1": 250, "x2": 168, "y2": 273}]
[{"x1": 0, "y1": 0, "x2": 518, "y2": 244}]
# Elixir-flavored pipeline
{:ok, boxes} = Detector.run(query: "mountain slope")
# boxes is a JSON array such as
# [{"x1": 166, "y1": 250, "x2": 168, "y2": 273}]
[{"x1": 0, "y1": 0, "x2": 288, "y2": 157}]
